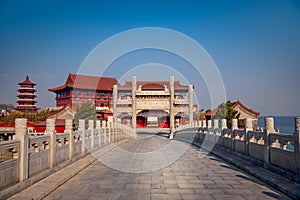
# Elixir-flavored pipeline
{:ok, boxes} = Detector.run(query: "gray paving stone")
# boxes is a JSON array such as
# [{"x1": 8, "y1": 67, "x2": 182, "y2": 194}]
[
  {"x1": 213, "y1": 194, "x2": 247, "y2": 200},
  {"x1": 151, "y1": 193, "x2": 182, "y2": 200},
  {"x1": 9, "y1": 134, "x2": 294, "y2": 200},
  {"x1": 181, "y1": 193, "x2": 214, "y2": 200}
]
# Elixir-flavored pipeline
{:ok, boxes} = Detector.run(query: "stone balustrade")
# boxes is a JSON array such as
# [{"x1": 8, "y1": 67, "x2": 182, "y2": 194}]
[
  {"x1": 0, "y1": 118, "x2": 135, "y2": 193},
  {"x1": 175, "y1": 117, "x2": 300, "y2": 183}
]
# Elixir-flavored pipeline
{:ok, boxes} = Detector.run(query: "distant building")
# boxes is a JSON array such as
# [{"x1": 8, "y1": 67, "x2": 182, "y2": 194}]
[
  {"x1": 16, "y1": 75, "x2": 38, "y2": 112},
  {"x1": 33, "y1": 119, "x2": 66, "y2": 133},
  {"x1": 49, "y1": 74, "x2": 118, "y2": 120},
  {"x1": 113, "y1": 76, "x2": 194, "y2": 129},
  {"x1": 47, "y1": 106, "x2": 76, "y2": 120},
  {"x1": 205, "y1": 101, "x2": 260, "y2": 128}
]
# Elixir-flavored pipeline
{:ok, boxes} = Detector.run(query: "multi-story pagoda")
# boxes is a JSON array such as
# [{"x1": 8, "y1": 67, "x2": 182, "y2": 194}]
[{"x1": 16, "y1": 75, "x2": 38, "y2": 112}]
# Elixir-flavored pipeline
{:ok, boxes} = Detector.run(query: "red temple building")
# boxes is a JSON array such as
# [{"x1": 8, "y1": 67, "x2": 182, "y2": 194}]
[
  {"x1": 48, "y1": 74, "x2": 118, "y2": 119},
  {"x1": 16, "y1": 75, "x2": 38, "y2": 112}
]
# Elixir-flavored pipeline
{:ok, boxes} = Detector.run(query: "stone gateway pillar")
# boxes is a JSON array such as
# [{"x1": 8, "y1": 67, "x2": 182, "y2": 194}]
[
  {"x1": 169, "y1": 76, "x2": 175, "y2": 139},
  {"x1": 113, "y1": 84, "x2": 118, "y2": 124},
  {"x1": 188, "y1": 84, "x2": 193, "y2": 123},
  {"x1": 131, "y1": 76, "x2": 137, "y2": 129}
]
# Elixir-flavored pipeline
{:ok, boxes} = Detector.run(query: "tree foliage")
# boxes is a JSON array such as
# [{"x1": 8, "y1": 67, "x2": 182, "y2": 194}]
[
  {"x1": 74, "y1": 102, "x2": 96, "y2": 129},
  {"x1": 212, "y1": 101, "x2": 240, "y2": 128},
  {"x1": 0, "y1": 109, "x2": 52, "y2": 123},
  {"x1": 0, "y1": 104, "x2": 14, "y2": 112}
]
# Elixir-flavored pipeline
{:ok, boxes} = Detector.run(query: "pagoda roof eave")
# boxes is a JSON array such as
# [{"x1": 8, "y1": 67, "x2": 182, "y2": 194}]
[{"x1": 18, "y1": 75, "x2": 36, "y2": 85}]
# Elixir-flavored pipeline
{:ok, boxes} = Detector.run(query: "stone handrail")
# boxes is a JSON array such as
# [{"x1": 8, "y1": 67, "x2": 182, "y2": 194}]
[
  {"x1": 0, "y1": 118, "x2": 135, "y2": 197},
  {"x1": 174, "y1": 117, "x2": 300, "y2": 183},
  {"x1": 269, "y1": 133, "x2": 295, "y2": 151},
  {"x1": 0, "y1": 140, "x2": 19, "y2": 162},
  {"x1": 29, "y1": 135, "x2": 50, "y2": 153},
  {"x1": 0, "y1": 140, "x2": 20, "y2": 190}
]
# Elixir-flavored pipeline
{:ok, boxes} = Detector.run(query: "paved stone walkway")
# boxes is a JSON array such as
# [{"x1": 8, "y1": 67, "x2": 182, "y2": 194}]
[{"x1": 43, "y1": 133, "x2": 290, "y2": 200}]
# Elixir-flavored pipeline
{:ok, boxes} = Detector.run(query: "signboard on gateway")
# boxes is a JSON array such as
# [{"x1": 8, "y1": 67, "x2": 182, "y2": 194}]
[{"x1": 147, "y1": 117, "x2": 158, "y2": 127}]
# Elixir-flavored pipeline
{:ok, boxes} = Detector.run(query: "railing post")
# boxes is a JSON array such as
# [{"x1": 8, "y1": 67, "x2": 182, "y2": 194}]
[
  {"x1": 207, "y1": 120, "x2": 212, "y2": 128},
  {"x1": 232, "y1": 119, "x2": 238, "y2": 151},
  {"x1": 245, "y1": 118, "x2": 252, "y2": 156},
  {"x1": 118, "y1": 123, "x2": 120, "y2": 140},
  {"x1": 65, "y1": 119, "x2": 73, "y2": 160},
  {"x1": 295, "y1": 117, "x2": 300, "y2": 175},
  {"x1": 201, "y1": 120, "x2": 205, "y2": 128},
  {"x1": 221, "y1": 119, "x2": 227, "y2": 130},
  {"x1": 108, "y1": 121, "x2": 112, "y2": 143},
  {"x1": 88, "y1": 120, "x2": 94, "y2": 150},
  {"x1": 221, "y1": 119, "x2": 227, "y2": 147},
  {"x1": 264, "y1": 117, "x2": 274, "y2": 167},
  {"x1": 213, "y1": 119, "x2": 219, "y2": 129},
  {"x1": 15, "y1": 118, "x2": 29, "y2": 182},
  {"x1": 111, "y1": 122, "x2": 114, "y2": 142},
  {"x1": 46, "y1": 118, "x2": 56, "y2": 168},
  {"x1": 113, "y1": 122, "x2": 117, "y2": 141},
  {"x1": 79, "y1": 119, "x2": 85, "y2": 156},
  {"x1": 96, "y1": 120, "x2": 101, "y2": 147},
  {"x1": 102, "y1": 121, "x2": 107, "y2": 144},
  {"x1": 213, "y1": 119, "x2": 218, "y2": 144},
  {"x1": 232, "y1": 118, "x2": 238, "y2": 130},
  {"x1": 194, "y1": 121, "x2": 197, "y2": 129}
]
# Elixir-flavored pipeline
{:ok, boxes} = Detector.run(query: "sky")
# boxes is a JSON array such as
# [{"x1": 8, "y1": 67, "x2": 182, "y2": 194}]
[{"x1": 0, "y1": 0, "x2": 299, "y2": 116}]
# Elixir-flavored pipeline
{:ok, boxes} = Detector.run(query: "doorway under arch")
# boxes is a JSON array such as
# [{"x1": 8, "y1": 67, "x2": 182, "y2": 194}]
[{"x1": 136, "y1": 110, "x2": 170, "y2": 128}]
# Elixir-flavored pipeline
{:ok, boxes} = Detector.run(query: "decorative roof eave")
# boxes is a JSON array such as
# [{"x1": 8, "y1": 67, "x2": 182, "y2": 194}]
[
  {"x1": 117, "y1": 80, "x2": 189, "y2": 91},
  {"x1": 15, "y1": 106, "x2": 39, "y2": 111},
  {"x1": 231, "y1": 101, "x2": 260, "y2": 116},
  {"x1": 205, "y1": 108, "x2": 218, "y2": 116},
  {"x1": 17, "y1": 94, "x2": 36, "y2": 97},
  {"x1": 18, "y1": 87, "x2": 35, "y2": 90},
  {"x1": 49, "y1": 85, "x2": 69, "y2": 92},
  {"x1": 47, "y1": 106, "x2": 76, "y2": 119},
  {"x1": 18, "y1": 75, "x2": 36, "y2": 85},
  {"x1": 49, "y1": 74, "x2": 117, "y2": 92},
  {"x1": 205, "y1": 101, "x2": 260, "y2": 117},
  {"x1": 17, "y1": 99, "x2": 36, "y2": 102},
  {"x1": 49, "y1": 85, "x2": 114, "y2": 92}
]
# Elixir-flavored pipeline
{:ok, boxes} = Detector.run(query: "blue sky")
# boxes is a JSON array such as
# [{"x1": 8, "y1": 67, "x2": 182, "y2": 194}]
[{"x1": 0, "y1": 0, "x2": 299, "y2": 116}]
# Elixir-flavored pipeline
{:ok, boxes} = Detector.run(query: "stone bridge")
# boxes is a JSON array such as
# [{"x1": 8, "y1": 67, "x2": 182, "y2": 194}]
[{"x1": 0, "y1": 117, "x2": 300, "y2": 199}]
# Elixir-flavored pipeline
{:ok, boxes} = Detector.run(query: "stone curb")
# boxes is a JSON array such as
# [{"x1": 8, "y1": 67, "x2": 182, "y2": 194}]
[
  {"x1": 192, "y1": 141, "x2": 300, "y2": 200},
  {"x1": 8, "y1": 140, "x2": 129, "y2": 200}
]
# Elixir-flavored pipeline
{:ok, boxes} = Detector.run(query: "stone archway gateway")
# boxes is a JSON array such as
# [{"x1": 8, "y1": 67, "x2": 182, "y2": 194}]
[{"x1": 113, "y1": 76, "x2": 194, "y2": 133}]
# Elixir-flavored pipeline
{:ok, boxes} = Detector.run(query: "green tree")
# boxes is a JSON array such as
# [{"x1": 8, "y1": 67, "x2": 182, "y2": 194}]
[
  {"x1": 0, "y1": 109, "x2": 52, "y2": 123},
  {"x1": 74, "y1": 103, "x2": 96, "y2": 129},
  {"x1": 212, "y1": 101, "x2": 240, "y2": 128},
  {"x1": 0, "y1": 104, "x2": 14, "y2": 110}
]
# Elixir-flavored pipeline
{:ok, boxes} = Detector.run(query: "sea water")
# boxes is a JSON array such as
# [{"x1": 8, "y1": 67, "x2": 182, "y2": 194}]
[{"x1": 258, "y1": 116, "x2": 298, "y2": 135}]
